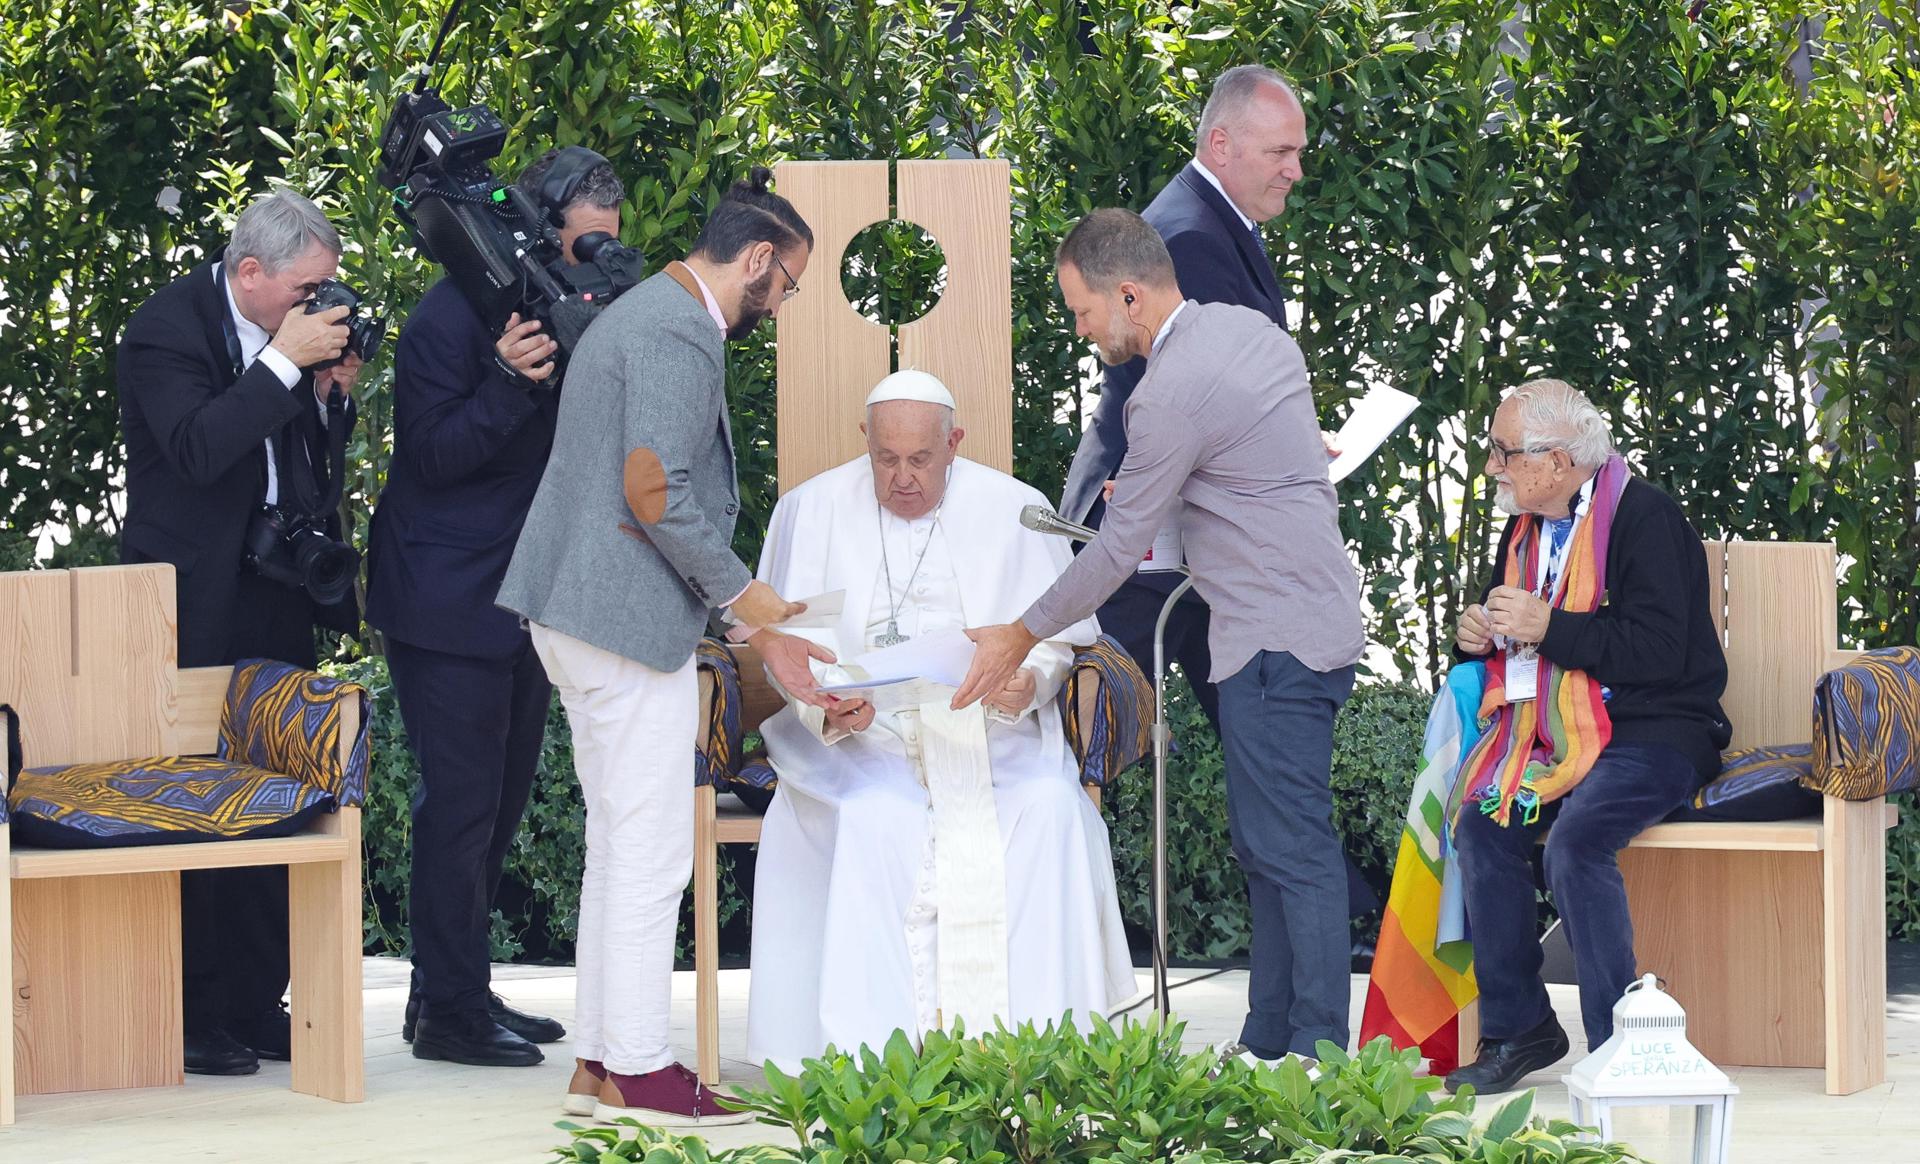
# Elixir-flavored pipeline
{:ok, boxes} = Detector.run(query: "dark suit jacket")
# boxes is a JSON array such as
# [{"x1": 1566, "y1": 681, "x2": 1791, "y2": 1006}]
[
  {"x1": 117, "y1": 254, "x2": 358, "y2": 668},
  {"x1": 365, "y1": 277, "x2": 559, "y2": 660},
  {"x1": 1058, "y1": 162, "x2": 1290, "y2": 587}
]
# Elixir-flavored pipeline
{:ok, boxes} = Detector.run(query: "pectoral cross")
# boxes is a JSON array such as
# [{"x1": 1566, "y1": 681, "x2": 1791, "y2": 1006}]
[{"x1": 875, "y1": 620, "x2": 909, "y2": 648}]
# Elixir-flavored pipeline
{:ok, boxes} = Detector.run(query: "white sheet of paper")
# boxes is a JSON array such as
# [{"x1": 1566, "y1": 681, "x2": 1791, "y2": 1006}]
[
  {"x1": 1327, "y1": 384, "x2": 1421, "y2": 484},
  {"x1": 1506, "y1": 644, "x2": 1539, "y2": 702},
  {"x1": 775, "y1": 589, "x2": 846, "y2": 629},
  {"x1": 819, "y1": 628, "x2": 978, "y2": 693}
]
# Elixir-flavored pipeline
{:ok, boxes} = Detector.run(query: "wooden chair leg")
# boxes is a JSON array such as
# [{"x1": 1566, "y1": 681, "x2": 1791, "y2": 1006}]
[
  {"x1": 2, "y1": 822, "x2": 13, "y2": 1127},
  {"x1": 694, "y1": 784, "x2": 721, "y2": 1086},
  {"x1": 289, "y1": 809, "x2": 364, "y2": 1103},
  {"x1": 1822, "y1": 795, "x2": 1888, "y2": 1095},
  {"x1": 1457, "y1": 997, "x2": 1480, "y2": 1063}
]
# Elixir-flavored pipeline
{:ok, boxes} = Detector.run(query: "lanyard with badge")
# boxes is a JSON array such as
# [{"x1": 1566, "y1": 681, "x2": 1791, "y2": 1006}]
[{"x1": 1505, "y1": 513, "x2": 1576, "y2": 702}]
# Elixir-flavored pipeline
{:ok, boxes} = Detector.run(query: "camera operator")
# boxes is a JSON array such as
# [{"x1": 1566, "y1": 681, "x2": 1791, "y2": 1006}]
[
  {"x1": 117, "y1": 189, "x2": 365, "y2": 1077},
  {"x1": 364, "y1": 147, "x2": 623, "y2": 1067}
]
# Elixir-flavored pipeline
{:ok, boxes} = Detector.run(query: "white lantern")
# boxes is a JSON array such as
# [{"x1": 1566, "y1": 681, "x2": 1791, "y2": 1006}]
[{"x1": 1562, "y1": 974, "x2": 1738, "y2": 1164}]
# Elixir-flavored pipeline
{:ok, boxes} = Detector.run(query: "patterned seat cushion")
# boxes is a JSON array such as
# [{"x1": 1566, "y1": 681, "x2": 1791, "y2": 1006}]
[
  {"x1": 7, "y1": 755, "x2": 334, "y2": 848},
  {"x1": 220, "y1": 658, "x2": 371, "y2": 806},
  {"x1": 1668, "y1": 743, "x2": 1821, "y2": 823},
  {"x1": 1809, "y1": 645, "x2": 1920, "y2": 800}
]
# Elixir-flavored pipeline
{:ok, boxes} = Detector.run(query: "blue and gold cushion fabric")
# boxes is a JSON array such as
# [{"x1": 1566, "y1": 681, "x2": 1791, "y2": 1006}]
[
  {"x1": 7, "y1": 755, "x2": 333, "y2": 848},
  {"x1": 219, "y1": 658, "x2": 371, "y2": 807},
  {"x1": 694, "y1": 638, "x2": 743, "y2": 790},
  {"x1": 1061, "y1": 634, "x2": 1153, "y2": 788},
  {"x1": 1808, "y1": 645, "x2": 1920, "y2": 800},
  {"x1": 1674, "y1": 743, "x2": 1821, "y2": 822}
]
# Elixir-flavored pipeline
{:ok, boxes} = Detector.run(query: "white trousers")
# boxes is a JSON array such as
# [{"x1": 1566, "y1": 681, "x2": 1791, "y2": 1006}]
[{"x1": 529, "y1": 622, "x2": 696, "y2": 1076}]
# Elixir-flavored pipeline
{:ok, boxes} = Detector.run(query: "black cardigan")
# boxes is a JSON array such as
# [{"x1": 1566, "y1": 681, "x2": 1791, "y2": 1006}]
[{"x1": 1467, "y1": 476, "x2": 1731, "y2": 779}]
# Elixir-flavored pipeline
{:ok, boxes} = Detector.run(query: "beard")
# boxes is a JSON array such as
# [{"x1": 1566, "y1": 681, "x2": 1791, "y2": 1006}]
[
  {"x1": 1494, "y1": 484, "x2": 1520, "y2": 515},
  {"x1": 1094, "y1": 329, "x2": 1140, "y2": 366},
  {"x1": 727, "y1": 268, "x2": 775, "y2": 341}
]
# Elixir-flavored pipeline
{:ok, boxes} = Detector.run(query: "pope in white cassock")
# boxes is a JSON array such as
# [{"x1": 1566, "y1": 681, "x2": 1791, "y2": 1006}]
[{"x1": 742, "y1": 370, "x2": 1135, "y2": 1072}]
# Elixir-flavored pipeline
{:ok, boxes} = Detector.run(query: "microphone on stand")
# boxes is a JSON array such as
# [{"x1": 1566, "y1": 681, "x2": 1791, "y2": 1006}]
[{"x1": 1019, "y1": 504, "x2": 1098, "y2": 543}]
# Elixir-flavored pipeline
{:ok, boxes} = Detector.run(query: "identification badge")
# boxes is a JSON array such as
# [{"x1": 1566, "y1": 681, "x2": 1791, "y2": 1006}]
[
  {"x1": 1506, "y1": 644, "x2": 1540, "y2": 702},
  {"x1": 1138, "y1": 514, "x2": 1185, "y2": 573}
]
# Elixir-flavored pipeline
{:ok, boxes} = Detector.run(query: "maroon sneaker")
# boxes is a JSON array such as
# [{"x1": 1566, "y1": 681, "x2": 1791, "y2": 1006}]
[
  {"x1": 562, "y1": 1058, "x2": 607, "y2": 1116},
  {"x1": 592, "y1": 1062, "x2": 752, "y2": 1127}
]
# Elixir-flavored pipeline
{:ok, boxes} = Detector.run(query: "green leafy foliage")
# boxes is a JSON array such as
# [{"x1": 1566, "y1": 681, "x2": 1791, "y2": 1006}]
[
  {"x1": 555, "y1": 1119, "x2": 801, "y2": 1163},
  {"x1": 666, "y1": 1021, "x2": 1652, "y2": 1163}
]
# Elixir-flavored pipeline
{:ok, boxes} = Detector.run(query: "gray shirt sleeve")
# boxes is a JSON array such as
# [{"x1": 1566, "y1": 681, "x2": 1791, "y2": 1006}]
[
  {"x1": 1022, "y1": 393, "x2": 1203, "y2": 637},
  {"x1": 621, "y1": 317, "x2": 754, "y2": 609}
]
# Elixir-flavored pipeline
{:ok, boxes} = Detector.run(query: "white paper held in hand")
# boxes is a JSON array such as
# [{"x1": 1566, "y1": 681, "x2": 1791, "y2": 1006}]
[
  {"x1": 773, "y1": 589, "x2": 846, "y2": 629},
  {"x1": 815, "y1": 627, "x2": 978, "y2": 694},
  {"x1": 1326, "y1": 384, "x2": 1421, "y2": 484}
]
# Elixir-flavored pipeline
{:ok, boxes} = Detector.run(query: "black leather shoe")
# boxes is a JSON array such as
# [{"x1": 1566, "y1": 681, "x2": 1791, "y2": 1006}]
[
  {"x1": 412, "y1": 1012, "x2": 544, "y2": 1067},
  {"x1": 489, "y1": 992, "x2": 566, "y2": 1044},
  {"x1": 184, "y1": 1027, "x2": 261, "y2": 1076},
  {"x1": 1444, "y1": 1013, "x2": 1571, "y2": 1095},
  {"x1": 403, "y1": 988, "x2": 420, "y2": 1044},
  {"x1": 231, "y1": 1006, "x2": 292, "y2": 1061}
]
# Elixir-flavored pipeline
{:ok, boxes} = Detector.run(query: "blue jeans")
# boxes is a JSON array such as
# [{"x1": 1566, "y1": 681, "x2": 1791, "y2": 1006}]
[
  {"x1": 1216, "y1": 650, "x2": 1355, "y2": 1057},
  {"x1": 1454, "y1": 741, "x2": 1703, "y2": 1050}
]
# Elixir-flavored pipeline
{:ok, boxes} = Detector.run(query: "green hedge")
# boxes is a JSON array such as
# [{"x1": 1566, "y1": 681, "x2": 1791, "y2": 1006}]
[
  {"x1": 9, "y1": 0, "x2": 1920, "y2": 941},
  {"x1": 337, "y1": 652, "x2": 1425, "y2": 963}
]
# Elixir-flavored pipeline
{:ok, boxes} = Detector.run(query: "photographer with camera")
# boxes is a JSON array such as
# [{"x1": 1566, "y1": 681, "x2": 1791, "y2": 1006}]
[
  {"x1": 117, "y1": 189, "x2": 371, "y2": 1076},
  {"x1": 364, "y1": 147, "x2": 624, "y2": 1068}
]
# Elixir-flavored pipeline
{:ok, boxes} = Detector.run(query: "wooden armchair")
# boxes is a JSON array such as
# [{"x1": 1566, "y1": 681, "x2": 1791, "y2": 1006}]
[
  {"x1": 1, "y1": 563, "x2": 366, "y2": 1124},
  {"x1": 1454, "y1": 540, "x2": 1899, "y2": 1095}
]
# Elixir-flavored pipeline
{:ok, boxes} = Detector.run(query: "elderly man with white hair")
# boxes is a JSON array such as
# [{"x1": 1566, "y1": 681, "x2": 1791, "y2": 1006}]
[
  {"x1": 1444, "y1": 379, "x2": 1730, "y2": 1095},
  {"x1": 741, "y1": 370, "x2": 1134, "y2": 1071}
]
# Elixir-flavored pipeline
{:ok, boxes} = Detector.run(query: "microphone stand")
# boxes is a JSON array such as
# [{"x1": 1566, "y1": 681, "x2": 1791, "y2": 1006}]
[
  {"x1": 1148, "y1": 566, "x2": 1192, "y2": 1017},
  {"x1": 1018, "y1": 504, "x2": 1187, "y2": 1018}
]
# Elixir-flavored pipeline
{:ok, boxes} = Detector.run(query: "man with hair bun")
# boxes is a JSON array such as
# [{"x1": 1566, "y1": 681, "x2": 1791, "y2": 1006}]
[
  {"x1": 959, "y1": 207, "x2": 1366, "y2": 1072},
  {"x1": 1444, "y1": 378, "x2": 1729, "y2": 1095},
  {"x1": 498, "y1": 166, "x2": 828, "y2": 1126}
]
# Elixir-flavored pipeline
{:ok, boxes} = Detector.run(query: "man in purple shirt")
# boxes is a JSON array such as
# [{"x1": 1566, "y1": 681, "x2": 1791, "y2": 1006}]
[{"x1": 958, "y1": 209, "x2": 1365, "y2": 1066}]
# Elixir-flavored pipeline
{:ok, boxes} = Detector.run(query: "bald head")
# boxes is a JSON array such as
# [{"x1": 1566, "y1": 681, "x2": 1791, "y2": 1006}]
[{"x1": 1194, "y1": 65, "x2": 1306, "y2": 224}]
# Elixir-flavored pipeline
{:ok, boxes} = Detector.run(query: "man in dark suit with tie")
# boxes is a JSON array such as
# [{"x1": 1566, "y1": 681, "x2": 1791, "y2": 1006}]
[
  {"x1": 118, "y1": 190, "x2": 364, "y2": 1075},
  {"x1": 364, "y1": 147, "x2": 626, "y2": 1067},
  {"x1": 1056, "y1": 65, "x2": 1380, "y2": 942}
]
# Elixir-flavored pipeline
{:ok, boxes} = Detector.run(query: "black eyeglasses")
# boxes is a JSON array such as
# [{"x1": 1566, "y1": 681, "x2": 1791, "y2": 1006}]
[
  {"x1": 772, "y1": 252, "x2": 799, "y2": 301},
  {"x1": 1488, "y1": 437, "x2": 1554, "y2": 468}
]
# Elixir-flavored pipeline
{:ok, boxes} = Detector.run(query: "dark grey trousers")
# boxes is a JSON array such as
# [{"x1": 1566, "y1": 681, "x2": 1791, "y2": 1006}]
[{"x1": 1216, "y1": 649, "x2": 1355, "y2": 1058}]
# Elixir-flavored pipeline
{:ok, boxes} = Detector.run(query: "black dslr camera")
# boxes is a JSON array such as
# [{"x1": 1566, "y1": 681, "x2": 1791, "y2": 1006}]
[
  {"x1": 243, "y1": 503, "x2": 360, "y2": 605},
  {"x1": 374, "y1": 19, "x2": 645, "y2": 377},
  {"x1": 303, "y1": 278, "x2": 386, "y2": 371}
]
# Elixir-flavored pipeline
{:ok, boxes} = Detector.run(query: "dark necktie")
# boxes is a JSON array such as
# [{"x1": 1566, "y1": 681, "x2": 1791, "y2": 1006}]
[{"x1": 1250, "y1": 223, "x2": 1270, "y2": 261}]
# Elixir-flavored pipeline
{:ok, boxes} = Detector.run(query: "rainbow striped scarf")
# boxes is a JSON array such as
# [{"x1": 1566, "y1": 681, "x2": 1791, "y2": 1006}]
[{"x1": 1454, "y1": 454, "x2": 1630, "y2": 827}]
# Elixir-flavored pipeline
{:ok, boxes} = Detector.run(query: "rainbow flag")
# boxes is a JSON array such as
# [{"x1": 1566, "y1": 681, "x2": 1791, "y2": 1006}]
[{"x1": 1359, "y1": 662, "x2": 1486, "y2": 1074}]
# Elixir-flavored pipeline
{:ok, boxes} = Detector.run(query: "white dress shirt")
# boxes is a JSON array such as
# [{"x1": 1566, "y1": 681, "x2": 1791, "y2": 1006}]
[{"x1": 215, "y1": 263, "x2": 311, "y2": 506}]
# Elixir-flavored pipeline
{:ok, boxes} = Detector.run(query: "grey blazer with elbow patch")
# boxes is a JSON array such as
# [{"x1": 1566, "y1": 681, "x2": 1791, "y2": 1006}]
[{"x1": 497, "y1": 267, "x2": 752, "y2": 673}]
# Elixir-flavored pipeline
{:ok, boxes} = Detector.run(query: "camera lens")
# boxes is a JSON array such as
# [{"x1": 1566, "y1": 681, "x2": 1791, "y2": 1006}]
[{"x1": 289, "y1": 527, "x2": 361, "y2": 605}]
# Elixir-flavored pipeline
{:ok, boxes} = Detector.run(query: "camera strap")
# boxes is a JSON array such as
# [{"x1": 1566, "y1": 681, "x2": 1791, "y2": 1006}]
[{"x1": 273, "y1": 394, "x2": 351, "y2": 519}]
